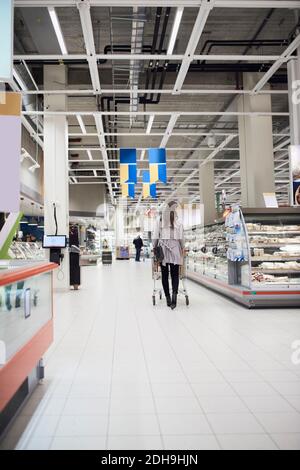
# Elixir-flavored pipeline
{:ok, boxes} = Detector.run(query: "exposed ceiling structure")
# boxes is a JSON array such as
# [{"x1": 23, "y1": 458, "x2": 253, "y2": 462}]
[{"x1": 11, "y1": 0, "x2": 300, "y2": 209}]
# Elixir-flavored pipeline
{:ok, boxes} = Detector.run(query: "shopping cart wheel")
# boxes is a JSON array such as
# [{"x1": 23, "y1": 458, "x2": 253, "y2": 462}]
[
  {"x1": 185, "y1": 295, "x2": 189, "y2": 306},
  {"x1": 152, "y1": 295, "x2": 156, "y2": 306},
  {"x1": 159, "y1": 291, "x2": 162, "y2": 300}
]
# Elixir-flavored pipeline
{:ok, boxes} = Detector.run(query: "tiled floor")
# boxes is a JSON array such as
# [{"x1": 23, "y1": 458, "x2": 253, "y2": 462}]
[{"x1": 1, "y1": 260, "x2": 300, "y2": 450}]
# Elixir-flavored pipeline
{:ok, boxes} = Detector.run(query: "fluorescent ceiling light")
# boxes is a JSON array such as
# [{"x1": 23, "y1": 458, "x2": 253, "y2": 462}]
[
  {"x1": 13, "y1": 69, "x2": 27, "y2": 91},
  {"x1": 77, "y1": 115, "x2": 87, "y2": 134},
  {"x1": 48, "y1": 7, "x2": 68, "y2": 55},
  {"x1": 146, "y1": 115, "x2": 155, "y2": 135},
  {"x1": 167, "y1": 7, "x2": 184, "y2": 55},
  {"x1": 87, "y1": 150, "x2": 93, "y2": 160}
]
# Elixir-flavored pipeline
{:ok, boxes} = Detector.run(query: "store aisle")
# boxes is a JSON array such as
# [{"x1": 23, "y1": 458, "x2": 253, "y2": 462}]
[{"x1": 1, "y1": 260, "x2": 300, "y2": 451}]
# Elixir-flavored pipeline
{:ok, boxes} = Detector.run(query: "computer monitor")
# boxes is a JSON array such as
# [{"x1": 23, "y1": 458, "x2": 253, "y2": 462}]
[{"x1": 43, "y1": 235, "x2": 67, "y2": 249}]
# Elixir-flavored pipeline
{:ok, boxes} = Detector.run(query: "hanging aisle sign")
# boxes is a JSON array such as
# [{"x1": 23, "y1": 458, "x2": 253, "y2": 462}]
[
  {"x1": 148, "y1": 148, "x2": 167, "y2": 184},
  {"x1": 0, "y1": 0, "x2": 13, "y2": 82},
  {"x1": 120, "y1": 148, "x2": 137, "y2": 184},
  {"x1": 289, "y1": 145, "x2": 300, "y2": 206},
  {"x1": 0, "y1": 93, "x2": 22, "y2": 212},
  {"x1": 119, "y1": 148, "x2": 137, "y2": 199},
  {"x1": 142, "y1": 170, "x2": 156, "y2": 199},
  {"x1": 121, "y1": 183, "x2": 135, "y2": 199}
]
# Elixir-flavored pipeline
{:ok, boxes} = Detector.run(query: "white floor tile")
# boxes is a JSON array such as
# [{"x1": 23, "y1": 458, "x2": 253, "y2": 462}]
[
  {"x1": 163, "y1": 435, "x2": 220, "y2": 450},
  {"x1": 24, "y1": 437, "x2": 52, "y2": 450},
  {"x1": 207, "y1": 413, "x2": 265, "y2": 435},
  {"x1": 197, "y1": 395, "x2": 248, "y2": 413},
  {"x1": 218, "y1": 434, "x2": 278, "y2": 450},
  {"x1": 108, "y1": 414, "x2": 160, "y2": 436},
  {"x1": 270, "y1": 381, "x2": 300, "y2": 397},
  {"x1": 110, "y1": 396, "x2": 156, "y2": 415},
  {"x1": 155, "y1": 396, "x2": 202, "y2": 414},
  {"x1": 3, "y1": 262, "x2": 300, "y2": 451},
  {"x1": 255, "y1": 412, "x2": 300, "y2": 434},
  {"x1": 231, "y1": 382, "x2": 278, "y2": 397},
  {"x1": 63, "y1": 397, "x2": 110, "y2": 415},
  {"x1": 158, "y1": 414, "x2": 212, "y2": 435},
  {"x1": 285, "y1": 396, "x2": 300, "y2": 412},
  {"x1": 192, "y1": 382, "x2": 236, "y2": 397},
  {"x1": 151, "y1": 383, "x2": 194, "y2": 398},
  {"x1": 50, "y1": 436, "x2": 106, "y2": 450},
  {"x1": 55, "y1": 415, "x2": 108, "y2": 436},
  {"x1": 108, "y1": 435, "x2": 163, "y2": 450},
  {"x1": 242, "y1": 396, "x2": 295, "y2": 413},
  {"x1": 111, "y1": 382, "x2": 152, "y2": 398},
  {"x1": 30, "y1": 415, "x2": 61, "y2": 438},
  {"x1": 271, "y1": 434, "x2": 300, "y2": 450}
]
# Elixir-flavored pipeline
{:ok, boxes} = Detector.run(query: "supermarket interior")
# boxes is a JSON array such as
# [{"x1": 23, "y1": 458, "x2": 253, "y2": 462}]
[{"x1": 1, "y1": 0, "x2": 300, "y2": 452}]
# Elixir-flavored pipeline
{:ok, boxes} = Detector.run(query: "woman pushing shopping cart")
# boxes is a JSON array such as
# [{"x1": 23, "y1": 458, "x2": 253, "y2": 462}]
[{"x1": 152, "y1": 201, "x2": 189, "y2": 309}]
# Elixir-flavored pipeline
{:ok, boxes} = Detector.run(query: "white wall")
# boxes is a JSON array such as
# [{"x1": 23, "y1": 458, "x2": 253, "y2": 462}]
[{"x1": 69, "y1": 184, "x2": 106, "y2": 216}]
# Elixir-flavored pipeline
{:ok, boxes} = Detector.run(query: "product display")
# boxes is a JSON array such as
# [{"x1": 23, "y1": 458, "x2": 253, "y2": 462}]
[
  {"x1": 8, "y1": 242, "x2": 46, "y2": 260},
  {"x1": 186, "y1": 207, "x2": 300, "y2": 307}
]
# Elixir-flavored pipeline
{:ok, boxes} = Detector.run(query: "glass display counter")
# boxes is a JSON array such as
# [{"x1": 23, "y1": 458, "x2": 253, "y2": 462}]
[
  {"x1": 8, "y1": 242, "x2": 46, "y2": 260},
  {"x1": 0, "y1": 261, "x2": 57, "y2": 435},
  {"x1": 185, "y1": 207, "x2": 300, "y2": 307}
]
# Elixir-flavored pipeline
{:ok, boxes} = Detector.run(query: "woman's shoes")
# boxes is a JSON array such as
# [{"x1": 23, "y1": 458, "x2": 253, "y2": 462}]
[
  {"x1": 166, "y1": 295, "x2": 172, "y2": 307},
  {"x1": 171, "y1": 293, "x2": 177, "y2": 310}
]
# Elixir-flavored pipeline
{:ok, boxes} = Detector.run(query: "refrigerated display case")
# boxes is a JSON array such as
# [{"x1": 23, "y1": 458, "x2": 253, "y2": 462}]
[
  {"x1": 186, "y1": 207, "x2": 300, "y2": 307},
  {"x1": 0, "y1": 261, "x2": 57, "y2": 435}
]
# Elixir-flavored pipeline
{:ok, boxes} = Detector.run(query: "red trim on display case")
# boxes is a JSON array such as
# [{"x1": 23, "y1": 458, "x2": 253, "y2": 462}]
[
  {"x1": 0, "y1": 262, "x2": 57, "y2": 286},
  {"x1": 0, "y1": 319, "x2": 53, "y2": 412},
  {"x1": 188, "y1": 272, "x2": 300, "y2": 297}
]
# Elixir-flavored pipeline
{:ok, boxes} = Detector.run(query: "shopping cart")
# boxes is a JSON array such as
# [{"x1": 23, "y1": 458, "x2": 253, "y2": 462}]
[{"x1": 151, "y1": 256, "x2": 189, "y2": 306}]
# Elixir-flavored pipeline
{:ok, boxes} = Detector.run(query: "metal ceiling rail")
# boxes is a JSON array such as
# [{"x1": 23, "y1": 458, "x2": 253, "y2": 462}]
[
  {"x1": 68, "y1": 147, "x2": 240, "y2": 151},
  {"x1": 18, "y1": 89, "x2": 289, "y2": 95},
  {"x1": 77, "y1": 1, "x2": 101, "y2": 94},
  {"x1": 252, "y1": 34, "x2": 300, "y2": 93},
  {"x1": 14, "y1": 1, "x2": 300, "y2": 9},
  {"x1": 14, "y1": 54, "x2": 282, "y2": 62},
  {"x1": 173, "y1": 1, "x2": 213, "y2": 94},
  {"x1": 23, "y1": 111, "x2": 290, "y2": 116},
  {"x1": 162, "y1": 134, "x2": 236, "y2": 204},
  {"x1": 67, "y1": 132, "x2": 285, "y2": 137},
  {"x1": 94, "y1": 115, "x2": 114, "y2": 203},
  {"x1": 68, "y1": 158, "x2": 240, "y2": 162}
]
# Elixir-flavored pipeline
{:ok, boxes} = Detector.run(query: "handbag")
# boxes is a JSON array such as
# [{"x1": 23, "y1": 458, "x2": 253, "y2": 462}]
[
  {"x1": 153, "y1": 217, "x2": 164, "y2": 263},
  {"x1": 154, "y1": 244, "x2": 164, "y2": 263}
]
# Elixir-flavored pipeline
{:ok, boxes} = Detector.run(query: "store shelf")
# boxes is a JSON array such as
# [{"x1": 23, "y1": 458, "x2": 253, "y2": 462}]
[
  {"x1": 252, "y1": 257, "x2": 300, "y2": 262},
  {"x1": 250, "y1": 243, "x2": 300, "y2": 248},
  {"x1": 248, "y1": 231, "x2": 300, "y2": 235},
  {"x1": 252, "y1": 268, "x2": 300, "y2": 274}
]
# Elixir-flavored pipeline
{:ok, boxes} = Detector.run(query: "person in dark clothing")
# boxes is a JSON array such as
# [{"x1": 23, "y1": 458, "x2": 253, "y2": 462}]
[
  {"x1": 69, "y1": 225, "x2": 81, "y2": 289},
  {"x1": 133, "y1": 235, "x2": 143, "y2": 262}
]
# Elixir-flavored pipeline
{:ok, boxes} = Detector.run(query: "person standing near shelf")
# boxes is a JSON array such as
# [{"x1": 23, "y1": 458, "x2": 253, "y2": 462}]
[
  {"x1": 153, "y1": 201, "x2": 184, "y2": 309},
  {"x1": 133, "y1": 235, "x2": 143, "y2": 262}
]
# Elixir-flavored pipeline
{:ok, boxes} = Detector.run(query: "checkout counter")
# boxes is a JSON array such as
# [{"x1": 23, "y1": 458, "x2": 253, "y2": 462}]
[{"x1": 0, "y1": 261, "x2": 57, "y2": 436}]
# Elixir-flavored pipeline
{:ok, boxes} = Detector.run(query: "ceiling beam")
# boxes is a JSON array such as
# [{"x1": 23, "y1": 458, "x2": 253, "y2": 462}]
[
  {"x1": 94, "y1": 114, "x2": 114, "y2": 204},
  {"x1": 77, "y1": 0, "x2": 101, "y2": 94},
  {"x1": 17, "y1": 88, "x2": 289, "y2": 96},
  {"x1": 252, "y1": 34, "x2": 300, "y2": 93},
  {"x1": 14, "y1": 53, "x2": 282, "y2": 62},
  {"x1": 173, "y1": 0, "x2": 213, "y2": 94},
  {"x1": 160, "y1": 114, "x2": 180, "y2": 148},
  {"x1": 14, "y1": 1, "x2": 300, "y2": 9},
  {"x1": 23, "y1": 110, "x2": 290, "y2": 117}
]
